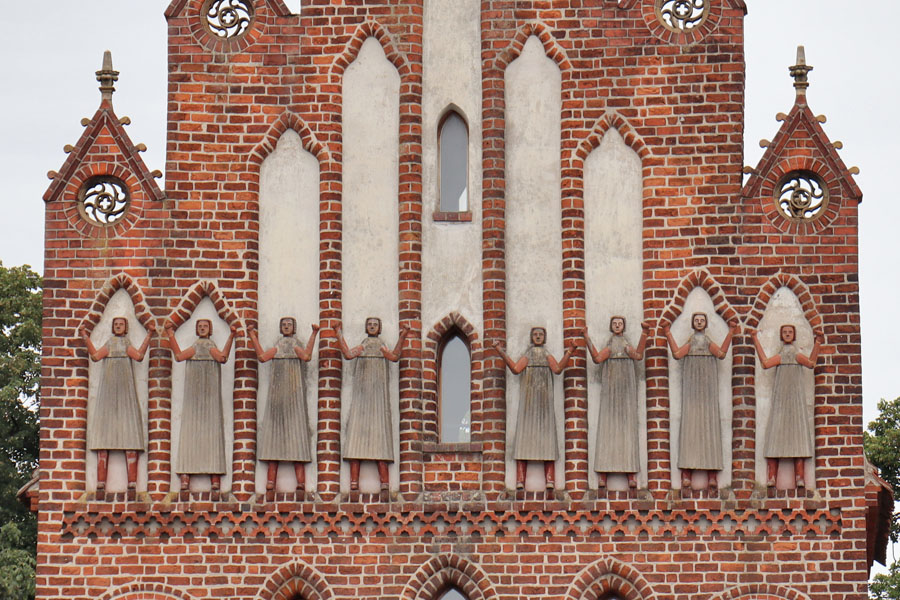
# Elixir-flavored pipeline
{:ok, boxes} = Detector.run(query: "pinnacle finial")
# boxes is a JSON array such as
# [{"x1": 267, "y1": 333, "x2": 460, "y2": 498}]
[
  {"x1": 789, "y1": 45, "x2": 813, "y2": 97},
  {"x1": 96, "y1": 50, "x2": 119, "y2": 102}
]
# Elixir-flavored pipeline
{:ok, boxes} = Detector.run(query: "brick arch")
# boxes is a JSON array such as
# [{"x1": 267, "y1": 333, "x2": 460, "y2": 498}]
[
  {"x1": 709, "y1": 584, "x2": 811, "y2": 600},
  {"x1": 745, "y1": 273, "x2": 823, "y2": 331},
  {"x1": 491, "y1": 21, "x2": 572, "y2": 73},
  {"x1": 164, "y1": 280, "x2": 242, "y2": 330},
  {"x1": 248, "y1": 110, "x2": 330, "y2": 169},
  {"x1": 99, "y1": 582, "x2": 192, "y2": 600},
  {"x1": 575, "y1": 112, "x2": 651, "y2": 164},
  {"x1": 328, "y1": 19, "x2": 411, "y2": 81},
  {"x1": 254, "y1": 560, "x2": 332, "y2": 600},
  {"x1": 423, "y1": 312, "x2": 484, "y2": 442},
  {"x1": 659, "y1": 269, "x2": 739, "y2": 328},
  {"x1": 401, "y1": 554, "x2": 498, "y2": 600},
  {"x1": 565, "y1": 556, "x2": 654, "y2": 600},
  {"x1": 77, "y1": 272, "x2": 155, "y2": 334}
]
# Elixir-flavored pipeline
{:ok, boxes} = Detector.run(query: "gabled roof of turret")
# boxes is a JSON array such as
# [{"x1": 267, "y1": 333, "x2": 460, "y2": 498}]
[
  {"x1": 43, "y1": 52, "x2": 164, "y2": 204},
  {"x1": 742, "y1": 46, "x2": 861, "y2": 203}
]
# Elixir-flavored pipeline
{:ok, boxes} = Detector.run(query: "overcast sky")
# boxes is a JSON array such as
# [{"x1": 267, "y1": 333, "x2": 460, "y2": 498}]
[{"x1": 1, "y1": 1, "x2": 896, "y2": 428}]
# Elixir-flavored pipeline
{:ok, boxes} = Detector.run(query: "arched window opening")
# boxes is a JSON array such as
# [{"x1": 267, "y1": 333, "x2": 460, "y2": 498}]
[
  {"x1": 439, "y1": 587, "x2": 468, "y2": 600},
  {"x1": 439, "y1": 332, "x2": 471, "y2": 443},
  {"x1": 438, "y1": 110, "x2": 469, "y2": 213}
]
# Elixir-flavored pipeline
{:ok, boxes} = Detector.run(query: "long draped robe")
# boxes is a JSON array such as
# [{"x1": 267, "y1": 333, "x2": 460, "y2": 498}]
[
  {"x1": 677, "y1": 332, "x2": 723, "y2": 470},
  {"x1": 257, "y1": 336, "x2": 312, "y2": 462},
  {"x1": 344, "y1": 337, "x2": 394, "y2": 461},
  {"x1": 175, "y1": 338, "x2": 227, "y2": 474},
  {"x1": 594, "y1": 335, "x2": 640, "y2": 473},
  {"x1": 763, "y1": 344, "x2": 814, "y2": 458},
  {"x1": 88, "y1": 335, "x2": 146, "y2": 451},
  {"x1": 512, "y1": 346, "x2": 558, "y2": 461}
]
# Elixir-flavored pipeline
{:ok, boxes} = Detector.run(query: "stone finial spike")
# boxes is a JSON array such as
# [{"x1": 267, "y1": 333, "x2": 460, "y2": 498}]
[
  {"x1": 789, "y1": 45, "x2": 813, "y2": 97},
  {"x1": 96, "y1": 50, "x2": 119, "y2": 102}
]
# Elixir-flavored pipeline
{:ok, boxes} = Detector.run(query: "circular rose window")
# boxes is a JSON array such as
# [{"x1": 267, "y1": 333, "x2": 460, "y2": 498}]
[
  {"x1": 202, "y1": 0, "x2": 255, "y2": 40},
  {"x1": 77, "y1": 176, "x2": 131, "y2": 226},
  {"x1": 775, "y1": 171, "x2": 829, "y2": 221},
  {"x1": 655, "y1": 0, "x2": 709, "y2": 32}
]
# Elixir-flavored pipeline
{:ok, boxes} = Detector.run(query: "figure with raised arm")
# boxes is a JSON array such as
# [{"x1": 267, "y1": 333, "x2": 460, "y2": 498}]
[
  {"x1": 80, "y1": 317, "x2": 154, "y2": 492},
  {"x1": 493, "y1": 327, "x2": 575, "y2": 490},
  {"x1": 249, "y1": 317, "x2": 319, "y2": 492},
  {"x1": 753, "y1": 324, "x2": 822, "y2": 488},
  {"x1": 165, "y1": 318, "x2": 237, "y2": 492},
  {"x1": 335, "y1": 318, "x2": 410, "y2": 491},
  {"x1": 582, "y1": 317, "x2": 651, "y2": 489},
  {"x1": 664, "y1": 313, "x2": 738, "y2": 491}
]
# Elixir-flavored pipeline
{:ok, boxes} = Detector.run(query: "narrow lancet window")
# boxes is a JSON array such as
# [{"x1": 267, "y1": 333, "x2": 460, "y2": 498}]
[
  {"x1": 439, "y1": 333, "x2": 471, "y2": 443},
  {"x1": 439, "y1": 111, "x2": 468, "y2": 212}
]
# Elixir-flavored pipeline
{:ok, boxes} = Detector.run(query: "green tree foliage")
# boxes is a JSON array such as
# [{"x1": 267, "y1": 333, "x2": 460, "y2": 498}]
[
  {"x1": 866, "y1": 397, "x2": 900, "y2": 599},
  {"x1": 0, "y1": 263, "x2": 41, "y2": 600}
]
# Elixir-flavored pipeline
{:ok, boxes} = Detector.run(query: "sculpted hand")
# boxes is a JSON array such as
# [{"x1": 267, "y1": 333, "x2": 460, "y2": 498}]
[
  {"x1": 310, "y1": 323, "x2": 320, "y2": 333},
  {"x1": 640, "y1": 321, "x2": 651, "y2": 332},
  {"x1": 146, "y1": 321, "x2": 156, "y2": 334}
]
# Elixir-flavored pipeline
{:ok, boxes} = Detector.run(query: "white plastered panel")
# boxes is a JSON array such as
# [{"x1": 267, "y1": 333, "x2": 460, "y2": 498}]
[
  {"x1": 584, "y1": 128, "x2": 646, "y2": 490},
  {"x1": 340, "y1": 37, "x2": 401, "y2": 494},
  {"x1": 667, "y1": 287, "x2": 733, "y2": 489},
  {"x1": 504, "y1": 36, "x2": 564, "y2": 491},
  {"x1": 421, "y1": 0, "x2": 483, "y2": 340},
  {"x1": 85, "y1": 288, "x2": 149, "y2": 493},
  {"x1": 754, "y1": 286, "x2": 815, "y2": 488},
  {"x1": 256, "y1": 130, "x2": 320, "y2": 493},
  {"x1": 169, "y1": 298, "x2": 235, "y2": 492}
]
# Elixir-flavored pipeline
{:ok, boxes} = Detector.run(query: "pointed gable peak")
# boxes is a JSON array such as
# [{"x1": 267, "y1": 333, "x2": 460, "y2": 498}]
[
  {"x1": 43, "y1": 53, "x2": 163, "y2": 205},
  {"x1": 742, "y1": 47, "x2": 861, "y2": 204}
]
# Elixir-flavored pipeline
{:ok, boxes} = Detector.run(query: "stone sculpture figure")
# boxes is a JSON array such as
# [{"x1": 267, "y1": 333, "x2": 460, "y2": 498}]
[
  {"x1": 80, "y1": 317, "x2": 154, "y2": 491},
  {"x1": 753, "y1": 324, "x2": 822, "y2": 488},
  {"x1": 249, "y1": 318, "x2": 319, "y2": 492},
  {"x1": 493, "y1": 327, "x2": 574, "y2": 490},
  {"x1": 336, "y1": 318, "x2": 410, "y2": 491},
  {"x1": 582, "y1": 317, "x2": 651, "y2": 489},
  {"x1": 165, "y1": 319, "x2": 237, "y2": 492},
  {"x1": 664, "y1": 313, "x2": 738, "y2": 491}
]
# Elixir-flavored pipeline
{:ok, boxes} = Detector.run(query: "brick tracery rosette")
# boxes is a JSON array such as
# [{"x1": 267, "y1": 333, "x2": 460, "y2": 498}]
[
  {"x1": 659, "y1": 269, "x2": 739, "y2": 329},
  {"x1": 642, "y1": 0, "x2": 745, "y2": 45},
  {"x1": 62, "y1": 163, "x2": 148, "y2": 238},
  {"x1": 255, "y1": 560, "x2": 332, "y2": 600},
  {"x1": 756, "y1": 156, "x2": 842, "y2": 235},
  {"x1": 99, "y1": 582, "x2": 192, "y2": 600},
  {"x1": 166, "y1": 0, "x2": 291, "y2": 54},
  {"x1": 565, "y1": 556, "x2": 654, "y2": 600},
  {"x1": 422, "y1": 312, "x2": 483, "y2": 442},
  {"x1": 402, "y1": 554, "x2": 497, "y2": 600}
]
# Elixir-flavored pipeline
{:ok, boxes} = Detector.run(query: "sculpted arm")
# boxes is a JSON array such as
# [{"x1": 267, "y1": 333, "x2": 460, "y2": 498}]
[
  {"x1": 335, "y1": 325, "x2": 363, "y2": 360},
  {"x1": 752, "y1": 330, "x2": 781, "y2": 369},
  {"x1": 210, "y1": 324, "x2": 238, "y2": 363},
  {"x1": 79, "y1": 325, "x2": 109, "y2": 362},
  {"x1": 547, "y1": 341, "x2": 576, "y2": 375},
  {"x1": 381, "y1": 325, "x2": 410, "y2": 362},
  {"x1": 663, "y1": 325, "x2": 691, "y2": 359},
  {"x1": 491, "y1": 341, "x2": 528, "y2": 374},
  {"x1": 626, "y1": 321, "x2": 652, "y2": 361},
  {"x1": 248, "y1": 326, "x2": 276, "y2": 362},
  {"x1": 126, "y1": 321, "x2": 156, "y2": 361},
  {"x1": 165, "y1": 323, "x2": 195, "y2": 362},
  {"x1": 709, "y1": 320, "x2": 739, "y2": 359},
  {"x1": 294, "y1": 323, "x2": 320, "y2": 362},
  {"x1": 581, "y1": 327, "x2": 610, "y2": 364},
  {"x1": 796, "y1": 333, "x2": 824, "y2": 368}
]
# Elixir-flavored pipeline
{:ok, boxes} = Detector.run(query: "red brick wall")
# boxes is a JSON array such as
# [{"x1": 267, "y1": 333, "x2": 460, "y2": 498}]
[{"x1": 37, "y1": 1, "x2": 868, "y2": 599}]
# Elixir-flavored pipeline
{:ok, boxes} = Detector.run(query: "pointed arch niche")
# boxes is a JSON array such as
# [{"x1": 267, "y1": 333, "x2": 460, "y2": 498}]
[
  {"x1": 754, "y1": 286, "x2": 816, "y2": 489},
  {"x1": 667, "y1": 287, "x2": 733, "y2": 490},
  {"x1": 84, "y1": 288, "x2": 151, "y2": 493},
  {"x1": 504, "y1": 34, "x2": 564, "y2": 491},
  {"x1": 583, "y1": 126, "x2": 645, "y2": 491},
  {"x1": 340, "y1": 35, "x2": 401, "y2": 494},
  {"x1": 168, "y1": 296, "x2": 236, "y2": 493},
  {"x1": 256, "y1": 128, "x2": 320, "y2": 493}
]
